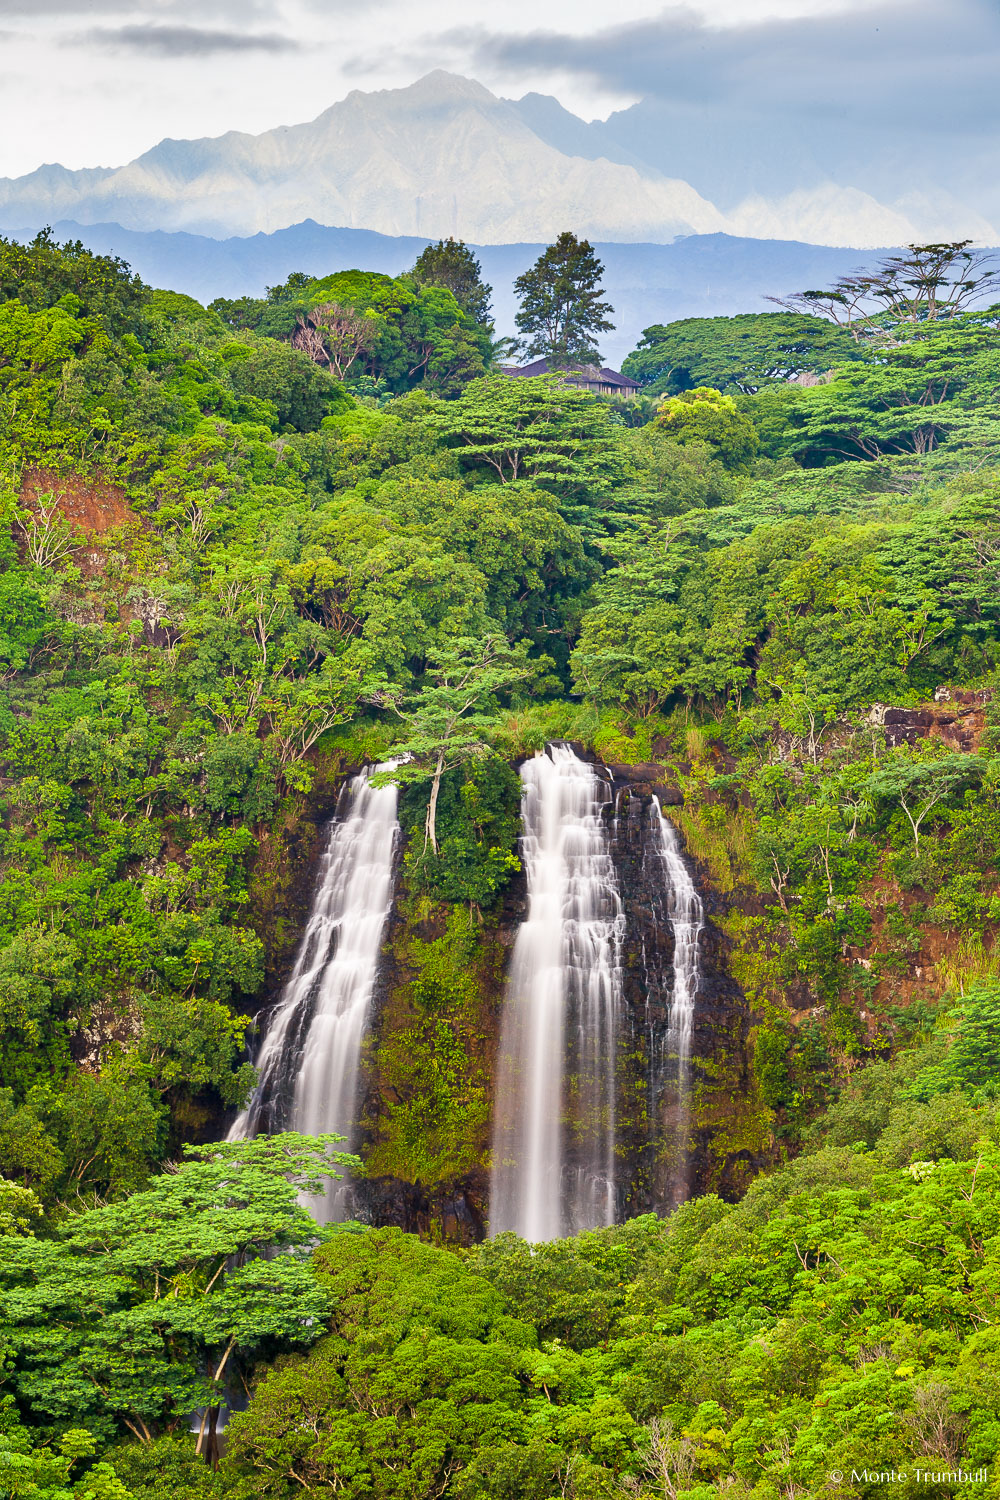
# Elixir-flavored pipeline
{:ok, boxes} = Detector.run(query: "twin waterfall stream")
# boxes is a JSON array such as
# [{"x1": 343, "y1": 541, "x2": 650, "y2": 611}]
[
  {"x1": 229, "y1": 766, "x2": 400, "y2": 1223},
  {"x1": 234, "y1": 745, "x2": 704, "y2": 1237},
  {"x1": 491, "y1": 746, "x2": 623, "y2": 1239}
]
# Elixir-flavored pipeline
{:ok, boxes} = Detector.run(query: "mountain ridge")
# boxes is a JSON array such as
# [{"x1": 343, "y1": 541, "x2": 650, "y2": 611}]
[
  {"x1": 0, "y1": 72, "x2": 724, "y2": 244},
  {"x1": 0, "y1": 71, "x2": 980, "y2": 249}
]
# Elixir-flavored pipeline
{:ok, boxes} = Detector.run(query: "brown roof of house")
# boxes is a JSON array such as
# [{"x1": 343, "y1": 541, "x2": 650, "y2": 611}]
[
  {"x1": 597, "y1": 366, "x2": 640, "y2": 390},
  {"x1": 503, "y1": 358, "x2": 639, "y2": 391}
]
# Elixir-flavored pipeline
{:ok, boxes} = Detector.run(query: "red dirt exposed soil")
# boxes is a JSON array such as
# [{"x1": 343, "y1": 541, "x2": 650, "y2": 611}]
[{"x1": 19, "y1": 466, "x2": 135, "y2": 535}]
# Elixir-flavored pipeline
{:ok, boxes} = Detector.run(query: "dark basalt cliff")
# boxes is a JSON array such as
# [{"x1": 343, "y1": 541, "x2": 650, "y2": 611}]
[
  {"x1": 350, "y1": 865, "x2": 527, "y2": 1246},
  {"x1": 244, "y1": 752, "x2": 756, "y2": 1244},
  {"x1": 607, "y1": 765, "x2": 757, "y2": 1215}
]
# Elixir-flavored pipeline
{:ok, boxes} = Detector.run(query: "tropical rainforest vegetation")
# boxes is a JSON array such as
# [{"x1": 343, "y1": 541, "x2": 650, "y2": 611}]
[{"x1": 1, "y1": 227, "x2": 1000, "y2": 1497}]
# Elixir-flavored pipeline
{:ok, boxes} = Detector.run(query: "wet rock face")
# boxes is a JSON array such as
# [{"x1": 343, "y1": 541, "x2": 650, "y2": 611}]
[
  {"x1": 354, "y1": 852, "x2": 528, "y2": 1248},
  {"x1": 607, "y1": 783, "x2": 750, "y2": 1214},
  {"x1": 250, "y1": 773, "x2": 351, "y2": 997},
  {"x1": 605, "y1": 762, "x2": 684, "y2": 806},
  {"x1": 870, "y1": 707, "x2": 937, "y2": 747},
  {"x1": 868, "y1": 691, "x2": 993, "y2": 751},
  {"x1": 353, "y1": 1173, "x2": 488, "y2": 1246},
  {"x1": 608, "y1": 785, "x2": 677, "y2": 1216},
  {"x1": 289, "y1": 751, "x2": 752, "y2": 1243}
]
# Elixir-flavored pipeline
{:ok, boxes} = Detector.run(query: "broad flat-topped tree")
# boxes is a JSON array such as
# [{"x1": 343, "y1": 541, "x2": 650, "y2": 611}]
[
  {"x1": 623, "y1": 310, "x2": 859, "y2": 396},
  {"x1": 770, "y1": 240, "x2": 1000, "y2": 340},
  {"x1": 0, "y1": 1134, "x2": 356, "y2": 1461}
]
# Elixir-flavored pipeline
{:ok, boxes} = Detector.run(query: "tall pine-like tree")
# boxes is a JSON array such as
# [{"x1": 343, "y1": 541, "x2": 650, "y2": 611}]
[{"x1": 514, "y1": 232, "x2": 614, "y2": 366}]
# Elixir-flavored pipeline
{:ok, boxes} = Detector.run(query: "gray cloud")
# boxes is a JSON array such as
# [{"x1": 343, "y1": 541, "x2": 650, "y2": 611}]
[
  {"x1": 1, "y1": 0, "x2": 276, "y2": 17},
  {"x1": 79, "y1": 23, "x2": 299, "y2": 56},
  {"x1": 438, "y1": 0, "x2": 1000, "y2": 220},
  {"x1": 0, "y1": 0, "x2": 133, "y2": 9},
  {"x1": 453, "y1": 0, "x2": 1000, "y2": 136}
]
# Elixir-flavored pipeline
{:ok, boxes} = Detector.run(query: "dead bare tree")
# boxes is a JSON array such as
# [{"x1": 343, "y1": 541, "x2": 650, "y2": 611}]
[
  {"x1": 901, "y1": 1381, "x2": 967, "y2": 1467},
  {"x1": 19, "y1": 492, "x2": 77, "y2": 571},
  {"x1": 292, "y1": 301, "x2": 378, "y2": 380},
  {"x1": 619, "y1": 1418, "x2": 698, "y2": 1500}
]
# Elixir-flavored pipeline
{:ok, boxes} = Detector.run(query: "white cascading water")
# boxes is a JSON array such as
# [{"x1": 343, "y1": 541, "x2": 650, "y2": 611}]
[
  {"x1": 491, "y1": 744, "x2": 624, "y2": 1241},
  {"x1": 229, "y1": 766, "x2": 399, "y2": 1222},
  {"x1": 652, "y1": 799, "x2": 703, "y2": 1199}
]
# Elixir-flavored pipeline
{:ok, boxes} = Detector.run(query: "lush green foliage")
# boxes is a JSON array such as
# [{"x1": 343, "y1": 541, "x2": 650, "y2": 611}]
[
  {"x1": 212, "y1": 262, "x2": 494, "y2": 400},
  {"x1": 0, "y1": 1135, "x2": 352, "y2": 1444},
  {"x1": 622, "y1": 311, "x2": 858, "y2": 396},
  {"x1": 4, "y1": 232, "x2": 1000, "y2": 1498},
  {"x1": 654, "y1": 387, "x2": 760, "y2": 472},
  {"x1": 570, "y1": 481, "x2": 1000, "y2": 719},
  {"x1": 9, "y1": 1015, "x2": 1000, "y2": 1496},
  {"x1": 204, "y1": 1000, "x2": 1000, "y2": 1498},
  {"x1": 411, "y1": 238, "x2": 494, "y2": 330},
  {"x1": 0, "y1": 235, "x2": 611, "y2": 1203}
]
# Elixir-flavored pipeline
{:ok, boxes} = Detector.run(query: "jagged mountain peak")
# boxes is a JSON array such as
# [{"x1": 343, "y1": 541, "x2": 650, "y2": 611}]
[
  {"x1": 310, "y1": 72, "x2": 511, "y2": 134},
  {"x1": 370, "y1": 70, "x2": 499, "y2": 104},
  {"x1": 0, "y1": 71, "x2": 980, "y2": 248},
  {"x1": 0, "y1": 71, "x2": 723, "y2": 242}
]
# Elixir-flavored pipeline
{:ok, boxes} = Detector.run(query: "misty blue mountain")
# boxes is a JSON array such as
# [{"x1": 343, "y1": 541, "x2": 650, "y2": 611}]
[{"x1": 0, "y1": 72, "x2": 985, "y2": 250}]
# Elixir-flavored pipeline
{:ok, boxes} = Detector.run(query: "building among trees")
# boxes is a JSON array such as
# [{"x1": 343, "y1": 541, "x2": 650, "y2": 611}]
[{"x1": 502, "y1": 357, "x2": 640, "y2": 398}]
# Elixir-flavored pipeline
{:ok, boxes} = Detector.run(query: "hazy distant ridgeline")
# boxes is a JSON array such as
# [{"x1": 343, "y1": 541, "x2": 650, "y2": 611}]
[{"x1": 1, "y1": 219, "x2": 884, "y2": 367}]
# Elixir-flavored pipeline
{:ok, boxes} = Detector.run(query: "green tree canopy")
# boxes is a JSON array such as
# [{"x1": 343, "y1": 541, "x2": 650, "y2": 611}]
[
  {"x1": 379, "y1": 633, "x2": 543, "y2": 855},
  {"x1": 623, "y1": 310, "x2": 857, "y2": 396},
  {"x1": 212, "y1": 268, "x2": 491, "y2": 397},
  {"x1": 867, "y1": 748, "x2": 988, "y2": 855},
  {"x1": 426, "y1": 371, "x2": 630, "y2": 534},
  {"x1": 0, "y1": 228, "x2": 147, "y2": 335},
  {"x1": 655, "y1": 386, "x2": 760, "y2": 472},
  {"x1": 410, "y1": 238, "x2": 493, "y2": 328},
  {"x1": 770, "y1": 239, "x2": 1000, "y2": 338},
  {"x1": 221, "y1": 1228, "x2": 539, "y2": 1500},
  {"x1": 784, "y1": 320, "x2": 1000, "y2": 465},
  {"x1": 513, "y1": 232, "x2": 614, "y2": 366},
  {"x1": 0, "y1": 1134, "x2": 353, "y2": 1453}
]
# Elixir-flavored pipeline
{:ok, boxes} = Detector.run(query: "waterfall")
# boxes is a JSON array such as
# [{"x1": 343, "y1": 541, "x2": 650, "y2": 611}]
[
  {"x1": 491, "y1": 744, "x2": 624, "y2": 1241},
  {"x1": 230, "y1": 766, "x2": 399, "y2": 1223},
  {"x1": 651, "y1": 799, "x2": 703, "y2": 1202}
]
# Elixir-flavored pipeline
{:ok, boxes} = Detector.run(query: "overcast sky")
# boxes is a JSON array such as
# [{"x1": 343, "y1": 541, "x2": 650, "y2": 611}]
[{"x1": 0, "y1": 0, "x2": 944, "y2": 179}]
